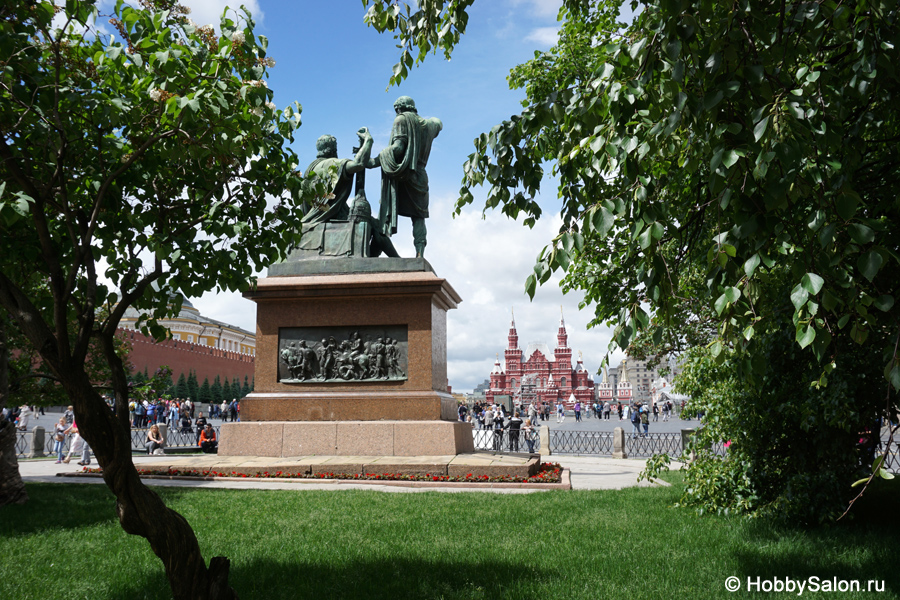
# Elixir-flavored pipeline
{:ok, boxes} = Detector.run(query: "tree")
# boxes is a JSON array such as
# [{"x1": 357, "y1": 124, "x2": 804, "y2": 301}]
[
  {"x1": 0, "y1": 314, "x2": 27, "y2": 506},
  {"x1": 175, "y1": 372, "x2": 189, "y2": 400},
  {"x1": 211, "y1": 374, "x2": 223, "y2": 404},
  {"x1": 187, "y1": 370, "x2": 199, "y2": 403},
  {"x1": 241, "y1": 375, "x2": 250, "y2": 398},
  {"x1": 199, "y1": 377, "x2": 212, "y2": 404},
  {"x1": 364, "y1": 0, "x2": 900, "y2": 519},
  {"x1": 0, "y1": 1, "x2": 314, "y2": 596}
]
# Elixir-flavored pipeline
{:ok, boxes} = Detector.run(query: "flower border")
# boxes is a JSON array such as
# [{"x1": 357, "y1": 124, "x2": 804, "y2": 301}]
[{"x1": 80, "y1": 462, "x2": 563, "y2": 484}]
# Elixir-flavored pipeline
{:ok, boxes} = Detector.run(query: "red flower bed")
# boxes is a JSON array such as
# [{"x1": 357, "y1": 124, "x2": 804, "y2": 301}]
[{"x1": 81, "y1": 463, "x2": 563, "y2": 484}]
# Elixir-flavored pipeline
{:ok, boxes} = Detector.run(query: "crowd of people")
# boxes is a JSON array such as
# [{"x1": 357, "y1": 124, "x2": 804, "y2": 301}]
[
  {"x1": 130, "y1": 397, "x2": 240, "y2": 429},
  {"x1": 130, "y1": 397, "x2": 234, "y2": 454},
  {"x1": 456, "y1": 398, "x2": 681, "y2": 442}
]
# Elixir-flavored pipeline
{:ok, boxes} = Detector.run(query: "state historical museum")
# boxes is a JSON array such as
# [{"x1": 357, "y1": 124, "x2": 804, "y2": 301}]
[{"x1": 486, "y1": 312, "x2": 595, "y2": 408}]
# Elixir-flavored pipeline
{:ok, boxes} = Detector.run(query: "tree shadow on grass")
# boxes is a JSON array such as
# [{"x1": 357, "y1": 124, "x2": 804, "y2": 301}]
[
  {"x1": 730, "y1": 480, "x2": 900, "y2": 597},
  {"x1": 109, "y1": 557, "x2": 559, "y2": 600},
  {"x1": 0, "y1": 483, "x2": 119, "y2": 536}
]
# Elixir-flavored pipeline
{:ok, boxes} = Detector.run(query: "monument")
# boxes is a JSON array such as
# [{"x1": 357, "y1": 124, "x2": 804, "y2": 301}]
[{"x1": 219, "y1": 98, "x2": 474, "y2": 458}]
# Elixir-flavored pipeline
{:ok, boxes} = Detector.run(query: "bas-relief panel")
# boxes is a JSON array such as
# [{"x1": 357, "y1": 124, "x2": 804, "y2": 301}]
[{"x1": 278, "y1": 326, "x2": 407, "y2": 383}]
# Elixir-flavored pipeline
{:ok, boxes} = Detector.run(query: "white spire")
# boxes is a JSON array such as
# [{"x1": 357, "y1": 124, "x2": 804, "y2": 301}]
[{"x1": 511, "y1": 307, "x2": 515, "y2": 327}]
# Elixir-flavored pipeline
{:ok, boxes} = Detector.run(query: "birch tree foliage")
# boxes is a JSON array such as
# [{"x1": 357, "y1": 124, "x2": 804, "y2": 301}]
[{"x1": 365, "y1": 0, "x2": 900, "y2": 392}]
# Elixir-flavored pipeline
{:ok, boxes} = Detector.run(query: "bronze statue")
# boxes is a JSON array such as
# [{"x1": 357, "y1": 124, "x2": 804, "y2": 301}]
[
  {"x1": 368, "y1": 96, "x2": 442, "y2": 258},
  {"x1": 302, "y1": 129, "x2": 372, "y2": 225}
]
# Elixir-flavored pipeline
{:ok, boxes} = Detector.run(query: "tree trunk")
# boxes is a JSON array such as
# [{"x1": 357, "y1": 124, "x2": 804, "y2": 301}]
[
  {"x1": 0, "y1": 419, "x2": 28, "y2": 506},
  {"x1": 0, "y1": 316, "x2": 27, "y2": 507},
  {"x1": 76, "y1": 337, "x2": 238, "y2": 600}
]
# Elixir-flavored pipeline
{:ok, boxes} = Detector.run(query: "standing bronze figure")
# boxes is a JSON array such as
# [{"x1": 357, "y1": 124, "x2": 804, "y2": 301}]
[{"x1": 368, "y1": 96, "x2": 442, "y2": 258}]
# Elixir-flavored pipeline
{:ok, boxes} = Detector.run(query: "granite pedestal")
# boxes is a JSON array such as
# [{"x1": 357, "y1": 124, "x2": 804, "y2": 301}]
[{"x1": 219, "y1": 258, "x2": 475, "y2": 457}]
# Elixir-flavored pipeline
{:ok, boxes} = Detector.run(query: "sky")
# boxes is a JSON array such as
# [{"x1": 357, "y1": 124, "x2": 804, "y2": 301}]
[{"x1": 156, "y1": 0, "x2": 629, "y2": 392}]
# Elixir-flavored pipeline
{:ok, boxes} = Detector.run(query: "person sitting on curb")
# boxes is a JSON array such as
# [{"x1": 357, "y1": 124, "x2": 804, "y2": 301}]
[
  {"x1": 198, "y1": 424, "x2": 218, "y2": 454},
  {"x1": 146, "y1": 423, "x2": 164, "y2": 455}
]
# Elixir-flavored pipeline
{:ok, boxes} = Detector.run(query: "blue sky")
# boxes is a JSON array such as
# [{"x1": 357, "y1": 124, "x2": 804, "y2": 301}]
[{"x1": 169, "y1": 0, "x2": 629, "y2": 392}]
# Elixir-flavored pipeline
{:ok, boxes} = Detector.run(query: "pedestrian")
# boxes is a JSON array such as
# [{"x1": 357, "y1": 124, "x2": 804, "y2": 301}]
[
  {"x1": 63, "y1": 421, "x2": 91, "y2": 465},
  {"x1": 63, "y1": 405, "x2": 75, "y2": 426},
  {"x1": 133, "y1": 401, "x2": 144, "y2": 428},
  {"x1": 179, "y1": 411, "x2": 192, "y2": 434},
  {"x1": 492, "y1": 407, "x2": 505, "y2": 451},
  {"x1": 52, "y1": 417, "x2": 67, "y2": 463},
  {"x1": 523, "y1": 418, "x2": 536, "y2": 453},
  {"x1": 556, "y1": 401, "x2": 565, "y2": 423},
  {"x1": 574, "y1": 401, "x2": 582, "y2": 422},
  {"x1": 506, "y1": 411, "x2": 523, "y2": 452},
  {"x1": 630, "y1": 405, "x2": 641, "y2": 438},
  {"x1": 198, "y1": 424, "x2": 218, "y2": 453},
  {"x1": 195, "y1": 412, "x2": 208, "y2": 444},
  {"x1": 640, "y1": 406, "x2": 650, "y2": 437},
  {"x1": 652, "y1": 403, "x2": 659, "y2": 422},
  {"x1": 16, "y1": 404, "x2": 32, "y2": 431}
]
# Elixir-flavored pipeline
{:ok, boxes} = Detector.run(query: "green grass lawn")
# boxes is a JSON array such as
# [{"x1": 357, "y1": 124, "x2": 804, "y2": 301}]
[{"x1": 2, "y1": 474, "x2": 897, "y2": 599}]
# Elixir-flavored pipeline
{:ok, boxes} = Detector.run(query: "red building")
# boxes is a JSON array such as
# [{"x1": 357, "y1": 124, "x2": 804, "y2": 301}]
[{"x1": 486, "y1": 312, "x2": 594, "y2": 408}]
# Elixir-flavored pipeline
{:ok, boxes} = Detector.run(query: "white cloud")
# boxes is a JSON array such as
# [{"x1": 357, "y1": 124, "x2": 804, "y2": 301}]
[
  {"x1": 524, "y1": 26, "x2": 559, "y2": 47},
  {"x1": 178, "y1": 0, "x2": 264, "y2": 30},
  {"x1": 510, "y1": 0, "x2": 564, "y2": 19}
]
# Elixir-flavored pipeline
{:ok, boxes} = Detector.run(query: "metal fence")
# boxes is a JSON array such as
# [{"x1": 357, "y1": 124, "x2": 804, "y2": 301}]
[
  {"x1": 881, "y1": 427, "x2": 899, "y2": 473},
  {"x1": 15, "y1": 425, "x2": 220, "y2": 459},
  {"x1": 550, "y1": 429, "x2": 613, "y2": 455},
  {"x1": 472, "y1": 427, "x2": 540, "y2": 454},
  {"x1": 624, "y1": 432, "x2": 684, "y2": 458}
]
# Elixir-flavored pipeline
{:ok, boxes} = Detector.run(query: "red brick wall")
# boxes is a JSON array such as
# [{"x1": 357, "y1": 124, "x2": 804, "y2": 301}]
[{"x1": 120, "y1": 329, "x2": 254, "y2": 384}]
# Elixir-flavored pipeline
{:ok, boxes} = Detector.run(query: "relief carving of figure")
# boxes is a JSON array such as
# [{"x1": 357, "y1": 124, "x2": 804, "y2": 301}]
[{"x1": 280, "y1": 330, "x2": 407, "y2": 383}]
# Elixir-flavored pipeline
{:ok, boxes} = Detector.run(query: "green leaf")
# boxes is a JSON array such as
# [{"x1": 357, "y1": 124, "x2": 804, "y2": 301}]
[
  {"x1": 592, "y1": 206, "x2": 615, "y2": 238},
  {"x1": 884, "y1": 362, "x2": 900, "y2": 390},
  {"x1": 752, "y1": 115, "x2": 769, "y2": 141},
  {"x1": 801, "y1": 273, "x2": 824, "y2": 295},
  {"x1": 638, "y1": 227, "x2": 653, "y2": 249},
  {"x1": 525, "y1": 274, "x2": 536, "y2": 299},
  {"x1": 858, "y1": 250, "x2": 884, "y2": 281},
  {"x1": 722, "y1": 149, "x2": 739, "y2": 168},
  {"x1": 743, "y1": 254, "x2": 761, "y2": 277},
  {"x1": 879, "y1": 469, "x2": 895, "y2": 480},
  {"x1": 796, "y1": 324, "x2": 816, "y2": 349},
  {"x1": 874, "y1": 294, "x2": 894, "y2": 312},
  {"x1": 714, "y1": 293, "x2": 729, "y2": 316},
  {"x1": 790, "y1": 284, "x2": 808, "y2": 311},
  {"x1": 847, "y1": 223, "x2": 875, "y2": 244},
  {"x1": 835, "y1": 192, "x2": 858, "y2": 220},
  {"x1": 724, "y1": 286, "x2": 740, "y2": 303}
]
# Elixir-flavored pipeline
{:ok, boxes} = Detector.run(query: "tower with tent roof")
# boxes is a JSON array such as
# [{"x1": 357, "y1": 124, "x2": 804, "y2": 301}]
[{"x1": 486, "y1": 308, "x2": 594, "y2": 409}]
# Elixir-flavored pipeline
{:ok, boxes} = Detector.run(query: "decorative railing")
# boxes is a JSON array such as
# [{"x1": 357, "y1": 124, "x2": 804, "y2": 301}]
[
  {"x1": 549, "y1": 429, "x2": 613, "y2": 455},
  {"x1": 624, "y1": 432, "x2": 683, "y2": 458},
  {"x1": 472, "y1": 427, "x2": 540, "y2": 454},
  {"x1": 15, "y1": 425, "x2": 221, "y2": 459},
  {"x1": 880, "y1": 427, "x2": 899, "y2": 474}
]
